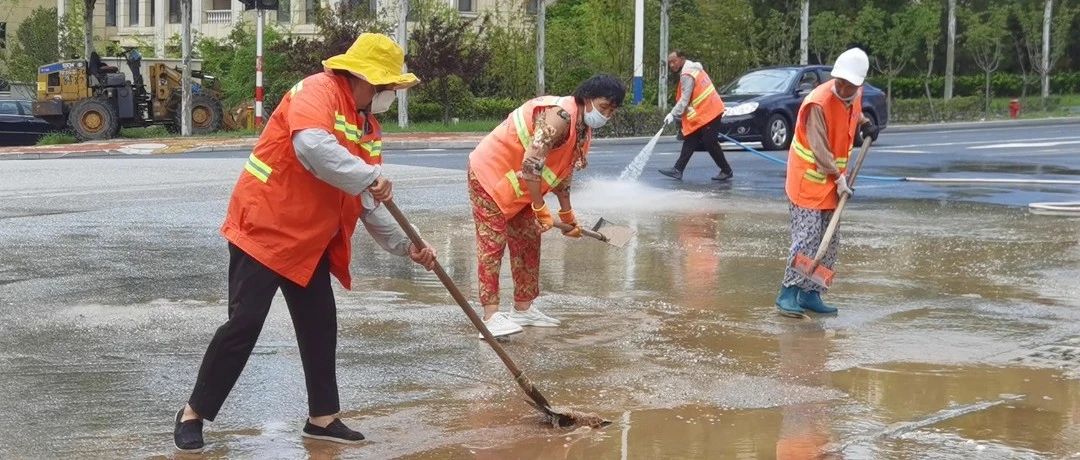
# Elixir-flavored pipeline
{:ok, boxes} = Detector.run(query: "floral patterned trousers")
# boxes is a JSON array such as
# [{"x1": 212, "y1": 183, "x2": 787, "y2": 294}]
[
  {"x1": 468, "y1": 168, "x2": 541, "y2": 306},
  {"x1": 782, "y1": 203, "x2": 839, "y2": 293}
]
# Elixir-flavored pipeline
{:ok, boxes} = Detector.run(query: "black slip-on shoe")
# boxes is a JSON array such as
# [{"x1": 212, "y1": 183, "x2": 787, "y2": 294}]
[
  {"x1": 302, "y1": 419, "x2": 365, "y2": 444},
  {"x1": 174, "y1": 409, "x2": 205, "y2": 453},
  {"x1": 658, "y1": 168, "x2": 683, "y2": 180},
  {"x1": 711, "y1": 171, "x2": 734, "y2": 181}
]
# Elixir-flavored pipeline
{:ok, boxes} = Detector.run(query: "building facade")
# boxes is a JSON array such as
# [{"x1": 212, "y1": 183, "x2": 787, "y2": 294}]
[{"x1": 58, "y1": 0, "x2": 534, "y2": 58}]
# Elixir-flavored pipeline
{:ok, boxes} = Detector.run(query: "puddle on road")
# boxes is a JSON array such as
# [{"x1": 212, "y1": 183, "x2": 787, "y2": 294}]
[{"x1": 2, "y1": 178, "x2": 1080, "y2": 458}]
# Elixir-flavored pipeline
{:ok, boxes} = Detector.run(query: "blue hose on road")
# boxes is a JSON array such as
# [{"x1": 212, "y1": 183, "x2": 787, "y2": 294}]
[{"x1": 718, "y1": 133, "x2": 906, "y2": 182}]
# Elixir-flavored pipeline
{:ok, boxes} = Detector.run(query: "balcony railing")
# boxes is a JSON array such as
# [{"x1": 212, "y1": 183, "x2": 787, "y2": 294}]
[{"x1": 205, "y1": 10, "x2": 232, "y2": 24}]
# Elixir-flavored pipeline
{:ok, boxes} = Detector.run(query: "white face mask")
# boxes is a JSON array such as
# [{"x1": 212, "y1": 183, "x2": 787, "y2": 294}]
[
  {"x1": 832, "y1": 85, "x2": 858, "y2": 104},
  {"x1": 583, "y1": 100, "x2": 610, "y2": 128},
  {"x1": 370, "y1": 90, "x2": 397, "y2": 114}
]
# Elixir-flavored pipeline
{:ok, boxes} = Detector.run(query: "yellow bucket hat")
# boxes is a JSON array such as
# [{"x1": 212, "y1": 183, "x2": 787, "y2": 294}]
[{"x1": 322, "y1": 33, "x2": 420, "y2": 89}]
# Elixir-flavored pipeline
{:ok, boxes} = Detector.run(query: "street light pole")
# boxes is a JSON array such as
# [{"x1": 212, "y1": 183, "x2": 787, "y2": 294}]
[{"x1": 632, "y1": 0, "x2": 644, "y2": 104}]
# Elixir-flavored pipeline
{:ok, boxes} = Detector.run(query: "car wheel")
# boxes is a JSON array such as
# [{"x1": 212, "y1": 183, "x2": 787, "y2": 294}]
[
  {"x1": 855, "y1": 111, "x2": 878, "y2": 147},
  {"x1": 761, "y1": 113, "x2": 791, "y2": 151}
]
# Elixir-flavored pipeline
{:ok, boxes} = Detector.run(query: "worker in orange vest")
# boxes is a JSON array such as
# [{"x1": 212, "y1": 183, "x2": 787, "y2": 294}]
[
  {"x1": 658, "y1": 50, "x2": 733, "y2": 182},
  {"x1": 173, "y1": 33, "x2": 437, "y2": 453},
  {"x1": 776, "y1": 48, "x2": 877, "y2": 317},
  {"x1": 467, "y1": 75, "x2": 625, "y2": 338}
]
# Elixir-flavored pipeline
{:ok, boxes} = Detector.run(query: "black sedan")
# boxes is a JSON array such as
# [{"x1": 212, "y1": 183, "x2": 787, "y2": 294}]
[
  {"x1": 716, "y1": 65, "x2": 889, "y2": 151},
  {"x1": 0, "y1": 98, "x2": 54, "y2": 146}
]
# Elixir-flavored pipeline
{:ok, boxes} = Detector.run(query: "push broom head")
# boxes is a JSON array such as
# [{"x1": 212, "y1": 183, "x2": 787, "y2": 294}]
[{"x1": 791, "y1": 253, "x2": 835, "y2": 288}]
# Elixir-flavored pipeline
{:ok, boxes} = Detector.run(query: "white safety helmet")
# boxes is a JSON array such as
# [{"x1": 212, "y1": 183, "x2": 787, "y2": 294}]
[{"x1": 831, "y1": 48, "x2": 869, "y2": 86}]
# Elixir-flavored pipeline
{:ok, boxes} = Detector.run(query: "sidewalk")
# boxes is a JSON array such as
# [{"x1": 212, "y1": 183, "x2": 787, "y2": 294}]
[
  {"x1": 0, "y1": 132, "x2": 488, "y2": 160},
  {"x1": 3, "y1": 116, "x2": 1079, "y2": 160}
]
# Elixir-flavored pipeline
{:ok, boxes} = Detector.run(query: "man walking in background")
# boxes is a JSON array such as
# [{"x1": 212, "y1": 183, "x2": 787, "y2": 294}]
[{"x1": 658, "y1": 50, "x2": 733, "y2": 182}]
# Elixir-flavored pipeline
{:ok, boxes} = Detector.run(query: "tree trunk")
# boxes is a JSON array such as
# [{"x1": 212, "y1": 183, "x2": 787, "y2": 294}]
[
  {"x1": 1041, "y1": 0, "x2": 1052, "y2": 103},
  {"x1": 799, "y1": 0, "x2": 809, "y2": 65},
  {"x1": 984, "y1": 70, "x2": 991, "y2": 118},
  {"x1": 83, "y1": 0, "x2": 94, "y2": 60},
  {"x1": 944, "y1": 0, "x2": 956, "y2": 100},
  {"x1": 924, "y1": 80, "x2": 936, "y2": 121}
]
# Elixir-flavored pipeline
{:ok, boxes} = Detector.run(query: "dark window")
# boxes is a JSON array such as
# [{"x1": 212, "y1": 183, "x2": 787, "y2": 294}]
[
  {"x1": 0, "y1": 101, "x2": 20, "y2": 115},
  {"x1": 149, "y1": 0, "x2": 155, "y2": 26},
  {"x1": 796, "y1": 71, "x2": 819, "y2": 93},
  {"x1": 0, "y1": 22, "x2": 6, "y2": 50},
  {"x1": 106, "y1": 0, "x2": 117, "y2": 26},
  {"x1": 277, "y1": 0, "x2": 290, "y2": 22},
  {"x1": 303, "y1": 0, "x2": 318, "y2": 23},
  {"x1": 457, "y1": 0, "x2": 472, "y2": 12},
  {"x1": 169, "y1": 0, "x2": 180, "y2": 23},
  {"x1": 129, "y1": 0, "x2": 140, "y2": 26},
  {"x1": 48, "y1": 73, "x2": 60, "y2": 87},
  {"x1": 18, "y1": 101, "x2": 32, "y2": 115}
]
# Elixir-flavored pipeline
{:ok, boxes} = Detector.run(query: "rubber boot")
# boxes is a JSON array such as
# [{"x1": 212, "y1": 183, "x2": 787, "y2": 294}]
[
  {"x1": 775, "y1": 285, "x2": 803, "y2": 317},
  {"x1": 798, "y1": 289, "x2": 838, "y2": 314}
]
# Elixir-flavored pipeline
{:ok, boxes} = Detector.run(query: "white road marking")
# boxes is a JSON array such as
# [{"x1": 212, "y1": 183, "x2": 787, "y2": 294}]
[
  {"x1": 874, "y1": 149, "x2": 929, "y2": 154},
  {"x1": 886, "y1": 135, "x2": 1080, "y2": 149},
  {"x1": 968, "y1": 140, "x2": 1080, "y2": 150}
]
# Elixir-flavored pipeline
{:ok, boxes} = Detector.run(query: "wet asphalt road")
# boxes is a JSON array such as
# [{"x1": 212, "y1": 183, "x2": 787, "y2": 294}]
[{"x1": 1, "y1": 121, "x2": 1079, "y2": 459}]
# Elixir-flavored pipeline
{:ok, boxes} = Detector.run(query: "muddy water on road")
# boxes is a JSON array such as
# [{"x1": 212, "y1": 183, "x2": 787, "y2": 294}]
[{"x1": 1, "y1": 176, "x2": 1078, "y2": 458}]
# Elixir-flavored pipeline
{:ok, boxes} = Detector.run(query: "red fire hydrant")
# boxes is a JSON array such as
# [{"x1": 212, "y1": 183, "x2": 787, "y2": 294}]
[{"x1": 1009, "y1": 99, "x2": 1021, "y2": 119}]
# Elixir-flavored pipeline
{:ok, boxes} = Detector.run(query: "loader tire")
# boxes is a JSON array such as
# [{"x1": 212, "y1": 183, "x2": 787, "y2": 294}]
[
  {"x1": 70, "y1": 97, "x2": 120, "y2": 141},
  {"x1": 173, "y1": 94, "x2": 225, "y2": 135}
]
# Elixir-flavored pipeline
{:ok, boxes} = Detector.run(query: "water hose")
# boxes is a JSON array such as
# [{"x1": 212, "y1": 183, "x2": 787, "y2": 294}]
[{"x1": 717, "y1": 133, "x2": 1080, "y2": 214}]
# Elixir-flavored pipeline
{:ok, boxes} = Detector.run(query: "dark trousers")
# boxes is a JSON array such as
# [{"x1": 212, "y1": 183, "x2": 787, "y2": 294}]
[
  {"x1": 188, "y1": 243, "x2": 340, "y2": 421},
  {"x1": 673, "y1": 114, "x2": 733, "y2": 174}
]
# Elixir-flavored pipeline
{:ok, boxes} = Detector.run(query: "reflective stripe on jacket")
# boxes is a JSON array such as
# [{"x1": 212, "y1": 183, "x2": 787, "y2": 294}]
[
  {"x1": 785, "y1": 79, "x2": 862, "y2": 210},
  {"x1": 468, "y1": 96, "x2": 590, "y2": 217},
  {"x1": 221, "y1": 70, "x2": 382, "y2": 289},
  {"x1": 676, "y1": 69, "x2": 726, "y2": 136}
]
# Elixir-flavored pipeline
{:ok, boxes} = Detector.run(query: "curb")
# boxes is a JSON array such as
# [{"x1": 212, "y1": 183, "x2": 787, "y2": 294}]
[{"x1": 3, "y1": 117, "x2": 1077, "y2": 159}]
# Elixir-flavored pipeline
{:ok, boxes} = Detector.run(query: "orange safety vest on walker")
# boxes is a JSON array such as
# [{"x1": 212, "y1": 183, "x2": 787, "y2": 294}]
[
  {"x1": 676, "y1": 68, "x2": 726, "y2": 136},
  {"x1": 785, "y1": 79, "x2": 862, "y2": 211},
  {"x1": 468, "y1": 96, "x2": 591, "y2": 217},
  {"x1": 220, "y1": 70, "x2": 384, "y2": 289}
]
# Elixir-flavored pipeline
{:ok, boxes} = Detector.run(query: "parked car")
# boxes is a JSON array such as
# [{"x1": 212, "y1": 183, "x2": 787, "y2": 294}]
[
  {"x1": 0, "y1": 98, "x2": 54, "y2": 146},
  {"x1": 716, "y1": 65, "x2": 889, "y2": 151}
]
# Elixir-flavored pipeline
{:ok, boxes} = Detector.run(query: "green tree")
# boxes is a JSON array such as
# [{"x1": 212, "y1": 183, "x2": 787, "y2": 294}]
[
  {"x1": 860, "y1": 3, "x2": 920, "y2": 106},
  {"x1": 963, "y1": 4, "x2": 1011, "y2": 115},
  {"x1": 911, "y1": 1, "x2": 943, "y2": 119},
  {"x1": 1, "y1": 7, "x2": 60, "y2": 82},
  {"x1": 406, "y1": 0, "x2": 490, "y2": 123},
  {"x1": 809, "y1": 10, "x2": 852, "y2": 65},
  {"x1": 474, "y1": 0, "x2": 535, "y2": 100}
]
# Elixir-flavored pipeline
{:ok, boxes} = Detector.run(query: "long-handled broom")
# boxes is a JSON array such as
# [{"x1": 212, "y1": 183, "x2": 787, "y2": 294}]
[
  {"x1": 790, "y1": 136, "x2": 873, "y2": 288},
  {"x1": 383, "y1": 199, "x2": 610, "y2": 429}
]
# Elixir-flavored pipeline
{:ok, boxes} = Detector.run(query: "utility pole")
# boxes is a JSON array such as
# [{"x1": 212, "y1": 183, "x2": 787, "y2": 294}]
[
  {"x1": 799, "y1": 0, "x2": 809, "y2": 65},
  {"x1": 255, "y1": 6, "x2": 265, "y2": 128},
  {"x1": 632, "y1": 0, "x2": 644, "y2": 104},
  {"x1": 945, "y1": 0, "x2": 956, "y2": 100},
  {"x1": 536, "y1": 0, "x2": 545, "y2": 96},
  {"x1": 181, "y1": 0, "x2": 192, "y2": 136},
  {"x1": 658, "y1": 0, "x2": 669, "y2": 111},
  {"x1": 397, "y1": 0, "x2": 408, "y2": 128},
  {"x1": 1041, "y1": 0, "x2": 1052, "y2": 99}
]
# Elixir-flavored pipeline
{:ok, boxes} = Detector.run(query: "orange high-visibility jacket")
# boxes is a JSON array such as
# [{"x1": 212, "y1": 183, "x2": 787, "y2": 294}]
[
  {"x1": 220, "y1": 70, "x2": 383, "y2": 289},
  {"x1": 785, "y1": 79, "x2": 862, "y2": 210},
  {"x1": 677, "y1": 68, "x2": 726, "y2": 136},
  {"x1": 468, "y1": 96, "x2": 591, "y2": 217}
]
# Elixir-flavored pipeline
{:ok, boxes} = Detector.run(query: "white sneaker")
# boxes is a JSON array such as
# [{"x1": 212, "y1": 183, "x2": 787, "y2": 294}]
[
  {"x1": 478, "y1": 312, "x2": 524, "y2": 339},
  {"x1": 508, "y1": 306, "x2": 561, "y2": 327}
]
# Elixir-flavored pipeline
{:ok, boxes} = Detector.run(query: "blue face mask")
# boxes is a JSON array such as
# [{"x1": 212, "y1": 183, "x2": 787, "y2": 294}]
[{"x1": 583, "y1": 100, "x2": 609, "y2": 128}]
